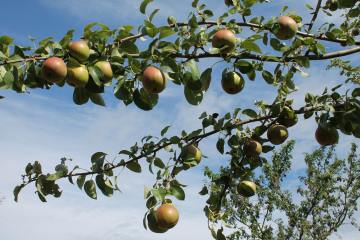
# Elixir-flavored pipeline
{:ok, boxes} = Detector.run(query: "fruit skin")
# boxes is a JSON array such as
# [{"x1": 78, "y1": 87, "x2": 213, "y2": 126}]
[
  {"x1": 94, "y1": 61, "x2": 113, "y2": 83},
  {"x1": 326, "y1": 0, "x2": 339, "y2": 11},
  {"x1": 66, "y1": 64, "x2": 89, "y2": 88},
  {"x1": 156, "y1": 203, "x2": 179, "y2": 229},
  {"x1": 41, "y1": 57, "x2": 67, "y2": 83},
  {"x1": 237, "y1": 180, "x2": 256, "y2": 197},
  {"x1": 181, "y1": 144, "x2": 202, "y2": 164},
  {"x1": 212, "y1": 29, "x2": 237, "y2": 54},
  {"x1": 147, "y1": 211, "x2": 168, "y2": 233},
  {"x1": 315, "y1": 125, "x2": 339, "y2": 146},
  {"x1": 267, "y1": 124, "x2": 289, "y2": 145},
  {"x1": 278, "y1": 107, "x2": 298, "y2": 127},
  {"x1": 243, "y1": 139, "x2": 262, "y2": 157},
  {"x1": 221, "y1": 71, "x2": 245, "y2": 94},
  {"x1": 141, "y1": 66, "x2": 166, "y2": 94},
  {"x1": 274, "y1": 16, "x2": 298, "y2": 40},
  {"x1": 68, "y1": 40, "x2": 90, "y2": 62}
]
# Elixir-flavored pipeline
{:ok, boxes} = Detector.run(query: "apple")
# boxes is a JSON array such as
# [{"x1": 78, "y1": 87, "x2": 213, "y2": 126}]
[
  {"x1": 267, "y1": 124, "x2": 289, "y2": 145},
  {"x1": 315, "y1": 125, "x2": 339, "y2": 146},
  {"x1": 147, "y1": 211, "x2": 168, "y2": 233},
  {"x1": 221, "y1": 71, "x2": 245, "y2": 94},
  {"x1": 243, "y1": 139, "x2": 262, "y2": 156},
  {"x1": 278, "y1": 106, "x2": 298, "y2": 127},
  {"x1": 156, "y1": 203, "x2": 179, "y2": 229},
  {"x1": 274, "y1": 16, "x2": 298, "y2": 40},
  {"x1": 212, "y1": 29, "x2": 237, "y2": 54},
  {"x1": 95, "y1": 61, "x2": 113, "y2": 83},
  {"x1": 68, "y1": 40, "x2": 90, "y2": 62},
  {"x1": 66, "y1": 64, "x2": 89, "y2": 88},
  {"x1": 181, "y1": 144, "x2": 202, "y2": 164},
  {"x1": 237, "y1": 180, "x2": 256, "y2": 197},
  {"x1": 41, "y1": 57, "x2": 67, "y2": 83},
  {"x1": 142, "y1": 66, "x2": 166, "y2": 94}
]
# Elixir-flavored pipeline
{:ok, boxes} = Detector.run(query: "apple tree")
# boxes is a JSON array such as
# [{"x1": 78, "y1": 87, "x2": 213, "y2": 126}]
[{"x1": 0, "y1": 0, "x2": 359, "y2": 238}]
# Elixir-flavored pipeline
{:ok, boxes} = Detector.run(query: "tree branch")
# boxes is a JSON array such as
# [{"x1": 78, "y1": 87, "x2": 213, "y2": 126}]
[
  {"x1": 3, "y1": 46, "x2": 359, "y2": 67},
  {"x1": 18, "y1": 103, "x2": 333, "y2": 193},
  {"x1": 307, "y1": 0, "x2": 323, "y2": 32},
  {"x1": 173, "y1": 46, "x2": 360, "y2": 62}
]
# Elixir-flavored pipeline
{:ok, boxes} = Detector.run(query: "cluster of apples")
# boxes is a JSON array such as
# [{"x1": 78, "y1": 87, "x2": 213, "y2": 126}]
[
  {"x1": 41, "y1": 40, "x2": 113, "y2": 88},
  {"x1": 210, "y1": 13, "x2": 298, "y2": 95},
  {"x1": 237, "y1": 107, "x2": 340, "y2": 198}
]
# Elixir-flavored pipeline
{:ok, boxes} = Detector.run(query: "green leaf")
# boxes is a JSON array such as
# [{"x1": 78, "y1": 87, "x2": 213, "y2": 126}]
[
  {"x1": 13, "y1": 185, "x2": 23, "y2": 202},
  {"x1": 154, "y1": 158, "x2": 165, "y2": 169},
  {"x1": 262, "y1": 70, "x2": 274, "y2": 84},
  {"x1": 241, "y1": 40, "x2": 262, "y2": 53},
  {"x1": 140, "y1": 0, "x2": 153, "y2": 14},
  {"x1": 84, "y1": 180, "x2": 97, "y2": 199},
  {"x1": 149, "y1": 8, "x2": 160, "y2": 22},
  {"x1": 352, "y1": 88, "x2": 360, "y2": 98},
  {"x1": 88, "y1": 66, "x2": 103, "y2": 87},
  {"x1": 161, "y1": 125, "x2": 171, "y2": 136},
  {"x1": 200, "y1": 68, "x2": 212, "y2": 91},
  {"x1": 159, "y1": 26, "x2": 176, "y2": 39},
  {"x1": 95, "y1": 174, "x2": 113, "y2": 197},
  {"x1": 126, "y1": 161, "x2": 142, "y2": 173},
  {"x1": 242, "y1": 109, "x2": 258, "y2": 118},
  {"x1": 73, "y1": 88, "x2": 90, "y2": 105},
  {"x1": 133, "y1": 88, "x2": 158, "y2": 111},
  {"x1": 235, "y1": 60, "x2": 253, "y2": 74},
  {"x1": 216, "y1": 138, "x2": 225, "y2": 154},
  {"x1": 270, "y1": 38, "x2": 284, "y2": 51},
  {"x1": 170, "y1": 184, "x2": 185, "y2": 200},
  {"x1": 77, "y1": 175, "x2": 86, "y2": 190},
  {"x1": 184, "y1": 86, "x2": 203, "y2": 105},
  {"x1": 90, "y1": 93, "x2": 106, "y2": 106},
  {"x1": 198, "y1": 186, "x2": 208, "y2": 195}
]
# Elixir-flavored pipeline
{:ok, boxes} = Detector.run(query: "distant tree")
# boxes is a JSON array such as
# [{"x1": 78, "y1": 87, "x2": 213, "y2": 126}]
[{"x1": 204, "y1": 141, "x2": 360, "y2": 239}]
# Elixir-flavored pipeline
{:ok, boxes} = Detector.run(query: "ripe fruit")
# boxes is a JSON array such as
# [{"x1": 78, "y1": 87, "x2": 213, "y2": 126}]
[
  {"x1": 156, "y1": 203, "x2": 179, "y2": 229},
  {"x1": 315, "y1": 125, "x2": 339, "y2": 146},
  {"x1": 237, "y1": 180, "x2": 256, "y2": 197},
  {"x1": 141, "y1": 66, "x2": 166, "y2": 94},
  {"x1": 212, "y1": 29, "x2": 237, "y2": 54},
  {"x1": 68, "y1": 40, "x2": 90, "y2": 62},
  {"x1": 67, "y1": 64, "x2": 89, "y2": 88},
  {"x1": 94, "y1": 61, "x2": 113, "y2": 83},
  {"x1": 147, "y1": 211, "x2": 168, "y2": 233},
  {"x1": 267, "y1": 124, "x2": 289, "y2": 145},
  {"x1": 278, "y1": 107, "x2": 298, "y2": 127},
  {"x1": 274, "y1": 16, "x2": 298, "y2": 40},
  {"x1": 41, "y1": 57, "x2": 67, "y2": 83},
  {"x1": 181, "y1": 144, "x2": 202, "y2": 164},
  {"x1": 221, "y1": 71, "x2": 245, "y2": 94},
  {"x1": 243, "y1": 139, "x2": 262, "y2": 157},
  {"x1": 326, "y1": 0, "x2": 339, "y2": 11}
]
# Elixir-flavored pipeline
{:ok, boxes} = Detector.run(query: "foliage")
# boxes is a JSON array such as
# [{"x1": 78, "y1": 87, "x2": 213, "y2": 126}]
[{"x1": 0, "y1": 0, "x2": 359, "y2": 238}]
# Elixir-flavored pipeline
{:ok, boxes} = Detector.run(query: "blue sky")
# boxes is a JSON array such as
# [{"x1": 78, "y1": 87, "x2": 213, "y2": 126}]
[{"x1": 0, "y1": 0, "x2": 359, "y2": 239}]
